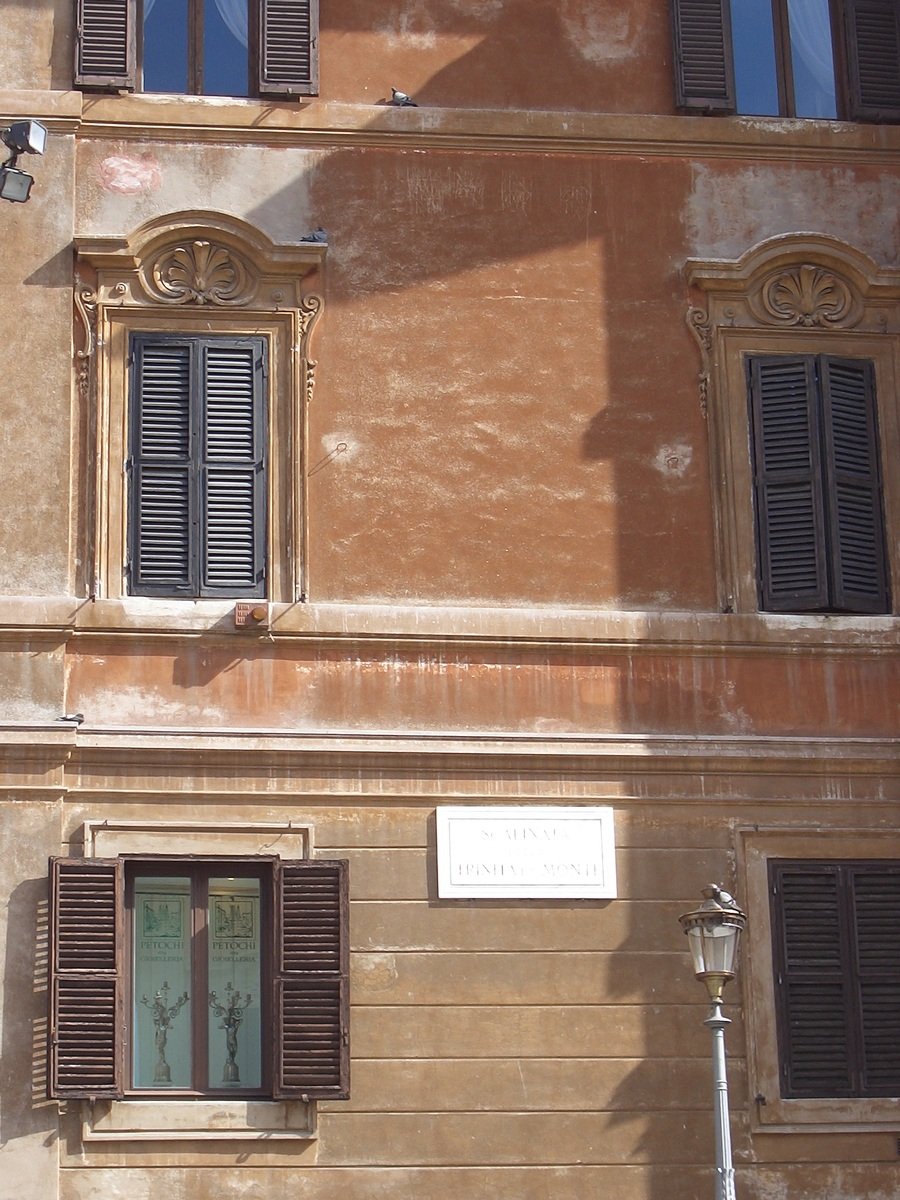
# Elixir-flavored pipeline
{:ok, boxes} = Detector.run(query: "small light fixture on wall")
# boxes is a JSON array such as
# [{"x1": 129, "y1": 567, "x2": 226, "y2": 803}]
[{"x1": 0, "y1": 120, "x2": 48, "y2": 204}]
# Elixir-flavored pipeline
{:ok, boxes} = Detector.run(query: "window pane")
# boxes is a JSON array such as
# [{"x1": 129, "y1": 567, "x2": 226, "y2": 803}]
[
  {"x1": 143, "y1": 0, "x2": 189, "y2": 94},
  {"x1": 204, "y1": 0, "x2": 250, "y2": 97},
  {"x1": 133, "y1": 877, "x2": 192, "y2": 1089},
  {"x1": 207, "y1": 878, "x2": 262, "y2": 1089},
  {"x1": 731, "y1": 0, "x2": 781, "y2": 115},
  {"x1": 788, "y1": 0, "x2": 837, "y2": 117}
]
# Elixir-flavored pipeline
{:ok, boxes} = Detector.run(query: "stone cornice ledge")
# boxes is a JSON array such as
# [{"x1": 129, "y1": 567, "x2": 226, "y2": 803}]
[
  {"x1": 0, "y1": 596, "x2": 896, "y2": 654},
  {"x1": 0, "y1": 726, "x2": 896, "y2": 777},
  {"x1": 71, "y1": 96, "x2": 900, "y2": 163}
]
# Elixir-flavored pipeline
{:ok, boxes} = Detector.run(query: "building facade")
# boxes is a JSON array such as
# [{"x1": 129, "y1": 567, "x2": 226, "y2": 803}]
[{"x1": 0, "y1": 1, "x2": 898, "y2": 1197}]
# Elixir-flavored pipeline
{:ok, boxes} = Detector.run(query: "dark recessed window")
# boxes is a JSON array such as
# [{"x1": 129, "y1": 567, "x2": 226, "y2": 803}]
[
  {"x1": 127, "y1": 334, "x2": 268, "y2": 600},
  {"x1": 747, "y1": 354, "x2": 889, "y2": 614},
  {"x1": 143, "y1": 0, "x2": 249, "y2": 97},
  {"x1": 770, "y1": 860, "x2": 900, "y2": 1098}
]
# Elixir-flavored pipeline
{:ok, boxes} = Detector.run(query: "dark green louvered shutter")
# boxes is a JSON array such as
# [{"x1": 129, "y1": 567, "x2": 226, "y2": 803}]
[
  {"x1": 258, "y1": 0, "x2": 319, "y2": 96},
  {"x1": 819, "y1": 358, "x2": 889, "y2": 613},
  {"x1": 75, "y1": 0, "x2": 136, "y2": 90},
  {"x1": 274, "y1": 859, "x2": 350, "y2": 1100},
  {"x1": 129, "y1": 335, "x2": 266, "y2": 598},
  {"x1": 845, "y1": 0, "x2": 900, "y2": 121},
  {"x1": 49, "y1": 858, "x2": 124, "y2": 1099},
  {"x1": 670, "y1": 0, "x2": 736, "y2": 113},
  {"x1": 771, "y1": 861, "x2": 900, "y2": 1098},
  {"x1": 749, "y1": 356, "x2": 830, "y2": 612},
  {"x1": 199, "y1": 340, "x2": 267, "y2": 597}
]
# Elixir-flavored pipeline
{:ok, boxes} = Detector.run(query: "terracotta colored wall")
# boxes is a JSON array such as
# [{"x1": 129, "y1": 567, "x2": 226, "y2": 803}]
[{"x1": 0, "y1": 2, "x2": 897, "y2": 1199}]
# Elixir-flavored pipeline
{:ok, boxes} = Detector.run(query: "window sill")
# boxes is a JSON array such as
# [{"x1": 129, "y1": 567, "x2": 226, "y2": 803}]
[
  {"x1": 753, "y1": 1095, "x2": 900, "y2": 1133},
  {"x1": 81, "y1": 1098, "x2": 315, "y2": 1143}
]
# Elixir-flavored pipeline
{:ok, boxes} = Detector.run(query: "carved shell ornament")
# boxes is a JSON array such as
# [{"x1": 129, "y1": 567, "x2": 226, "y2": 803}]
[
  {"x1": 148, "y1": 239, "x2": 252, "y2": 305},
  {"x1": 754, "y1": 264, "x2": 856, "y2": 328}
]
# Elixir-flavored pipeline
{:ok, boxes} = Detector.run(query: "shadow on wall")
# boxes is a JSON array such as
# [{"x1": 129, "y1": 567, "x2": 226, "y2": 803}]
[{"x1": 0, "y1": 877, "x2": 57, "y2": 1147}]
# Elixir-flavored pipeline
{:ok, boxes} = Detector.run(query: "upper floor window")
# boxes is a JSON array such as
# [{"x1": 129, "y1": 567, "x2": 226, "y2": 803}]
[
  {"x1": 128, "y1": 333, "x2": 268, "y2": 599},
  {"x1": 748, "y1": 353, "x2": 889, "y2": 613},
  {"x1": 672, "y1": 0, "x2": 900, "y2": 122},
  {"x1": 75, "y1": 0, "x2": 319, "y2": 98}
]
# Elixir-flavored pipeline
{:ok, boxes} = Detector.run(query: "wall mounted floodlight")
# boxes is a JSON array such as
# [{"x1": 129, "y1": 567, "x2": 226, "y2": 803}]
[{"x1": 0, "y1": 119, "x2": 48, "y2": 204}]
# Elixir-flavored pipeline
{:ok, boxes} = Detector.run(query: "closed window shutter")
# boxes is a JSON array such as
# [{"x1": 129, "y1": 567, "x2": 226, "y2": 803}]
[
  {"x1": 670, "y1": 0, "x2": 736, "y2": 113},
  {"x1": 129, "y1": 335, "x2": 266, "y2": 599},
  {"x1": 845, "y1": 0, "x2": 900, "y2": 121},
  {"x1": 274, "y1": 859, "x2": 350, "y2": 1099},
  {"x1": 771, "y1": 863, "x2": 854, "y2": 1097},
  {"x1": 130, "y1": 339, "x2": 195, "y2": 596},
  {"x1": 75, "y1": 0, "x2": 136, "y2": 90},
  {"x1": 48, "y1": 858, "x2": 124, "y2": 1099},
  {"x1": 200, "y1": 341, "x2": 267, "y2": 597},
  {"x1": 748, "y1": 356, "x2": 830, "y2": 612},
  {"x1": 852, "y1": 867, "x2": 900, "y2": 1093},
  {"x1": 258, "y1": 0, "x2": 319, "y2": 96},
  {"x1": 819, "y1": 357, "x2": 889, "y2": 613}
]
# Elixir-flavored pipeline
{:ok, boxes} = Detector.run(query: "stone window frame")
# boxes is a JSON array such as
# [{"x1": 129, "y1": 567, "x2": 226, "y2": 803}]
[
  {"x1": 687, "y1": 233, "x2": 900, "y2": 615},
  {"x1": 737, "y1": 826, "x2": 900, "y2": 1131},
  {"x1": 75, "y1": 211, "x2": 325, "y2": 604}
]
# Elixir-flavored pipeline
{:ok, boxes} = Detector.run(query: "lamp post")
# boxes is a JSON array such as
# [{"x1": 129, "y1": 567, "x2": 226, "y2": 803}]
[{"x1": 679, "y1": 884, "x2": 747, "y2": 1200}]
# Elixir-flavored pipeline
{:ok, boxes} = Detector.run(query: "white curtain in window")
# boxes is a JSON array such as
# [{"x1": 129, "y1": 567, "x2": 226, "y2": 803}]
[
  {"x1": 214, "y1": 0, "x2": 250, "y2": 46},
  {"x1": 143, "y1": 0, "x2": 248, "y2": 45},
  {"x1": 788, "y1": 0, "x2": 834, "y2": 89}
]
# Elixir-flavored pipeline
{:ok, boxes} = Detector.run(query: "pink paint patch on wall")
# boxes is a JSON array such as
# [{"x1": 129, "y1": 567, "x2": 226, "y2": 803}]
[{"x1": 98, "y1": 154, "x2": 162, "y2": 194}]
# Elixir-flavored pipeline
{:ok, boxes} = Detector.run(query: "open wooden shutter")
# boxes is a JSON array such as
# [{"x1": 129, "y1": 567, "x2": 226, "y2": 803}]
[
  {"x1": 852, "y1": 866, "x2": 900, "y2": 1093},
  {"x1": 258, "y1": 0, "x2": 319, "y2": 96},
  {"x1": 770, "y1": 862, "x2": 854, "y2": 1097},
  {"x1": 748, "y1": 355, "x2": 830, "y2": 612},
  {"x1": 75, "y1": 0, "x2": 136, "y2": 90},
  {"x1": 274, "y1": 859, "x2": 349, "y2": 1099},
  {"x1": 49, "y1": 858, "x2": 124, "y2": 1099},
  {"x1": 129, "y1": 338, "x2": 195, "y2": 596},
  {"x1": 200, "y1": 340, "x2": 267, "y2": 598},
  {"x1": 819, "y1": 357, "x2": 889, "y2": 613},
  {"x1": 670, "y1": 0, "x2": 736, "y2": 113},
  {"x1": 845, "y1": 0, "x2": 900, "y2": 122}
]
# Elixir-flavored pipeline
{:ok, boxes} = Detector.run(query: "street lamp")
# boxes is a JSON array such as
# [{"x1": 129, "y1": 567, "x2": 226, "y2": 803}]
[{"x1": 679, "y1": 884, "x2": 747, "y2": 1200}]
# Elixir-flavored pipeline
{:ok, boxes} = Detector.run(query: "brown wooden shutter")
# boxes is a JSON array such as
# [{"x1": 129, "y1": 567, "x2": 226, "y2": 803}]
[
  {"x1": 770, "y1": 862, "x2": 854, "y2": 1098},
  {"x1": 670, "y1": 0, "x2": 736, "y2": 113},
  {"x1": 258, "y1": 0, "x2": 319, "y2": 97},
  {"x1": 274, "y1": 859, "x2": 349, "y2": 1099},
  {"x1": 819, "y1": 357, "x2": 889, "y2": 613},
  {"x1": 748, "y1": 355, "x2": 830, "y2": 612},
  {"x1": 852, "y1": 866, "x2": 900, "y2": 1093},
  {"x1": 48, "y1": 858, "x2": 124, "y2": 1099},
  {"x1": 771, "y1": 860, "x2": 900, "y2": 1099},
  {"x1": 845, "y1": 0, "x2": 900, "y2": 122},
  {"x1": 75, "y1": 0, "x2": 136, "y2": 90}
]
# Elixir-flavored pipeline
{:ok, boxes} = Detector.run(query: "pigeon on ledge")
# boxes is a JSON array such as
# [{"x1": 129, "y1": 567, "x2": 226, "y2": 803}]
[{"x1": 391, "y1": 88, "x2": 418, "y2": 107}]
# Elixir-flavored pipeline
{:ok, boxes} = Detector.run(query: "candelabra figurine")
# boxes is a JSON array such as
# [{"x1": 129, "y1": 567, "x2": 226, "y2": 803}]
[
  {"x1": 209, "y1": 982, "x2": 253, "y2": 1084},
  {"x1": 140, "y1": 981, "x2": 189, "y2": 1084}
]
